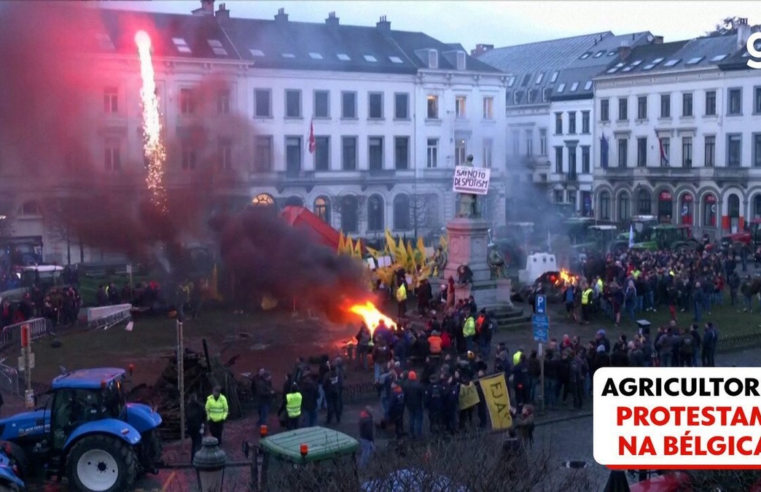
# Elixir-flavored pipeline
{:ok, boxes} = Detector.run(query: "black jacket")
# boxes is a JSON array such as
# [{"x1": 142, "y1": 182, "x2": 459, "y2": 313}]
[
  {"x1": 300, "y1": 378, "x2": 319, "y2": 412},
  {"x1": 402, "y1": 380, "x2": 424, "y2": 412},
  {"x1": 186, "y1": 400, "x2": 206, "y2": 434}
]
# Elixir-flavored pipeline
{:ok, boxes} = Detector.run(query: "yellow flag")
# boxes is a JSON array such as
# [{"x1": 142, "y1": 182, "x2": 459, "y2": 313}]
[
  {"x1": 406, "y1": 241, "x2": 417, "y2": 271},
  {"x1": 345, "y1": 236, "x2": 354, "y2": 256},
  {"x1": 337, "y1": 232, "x2": 345, "y2": 254},
  {"x1": 385, "y1": 229, "x2": 396, "y2": 257},
  {"x1": 480, "y1": 373, "x2": 513, "y2": 430},
  {"x1": 396, "y1": 236, "x2": 406, "y2": 260},
  {"x1": 353, "y1": 239, "x2": 363, "y2": 258},
  {"x1": 458, "y1": 382, "x2": 480, "y2": 410},
  {"x1": 365, "y1": 246, "x2": 382, "y2": 260}
]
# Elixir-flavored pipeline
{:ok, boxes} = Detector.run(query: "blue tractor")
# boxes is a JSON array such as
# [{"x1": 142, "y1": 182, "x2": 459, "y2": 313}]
[
  {"x1": 0, "y1": 446, "x2": 25, "y2": 491},
  {"x1": 0, "y1": 368, "x2": 163, "y2": 492}
]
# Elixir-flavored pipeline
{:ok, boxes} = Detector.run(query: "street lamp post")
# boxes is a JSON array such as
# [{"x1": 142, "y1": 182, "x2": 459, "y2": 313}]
[{"x1": 193, "y1": 437, "x2": 228, "y2": 492}]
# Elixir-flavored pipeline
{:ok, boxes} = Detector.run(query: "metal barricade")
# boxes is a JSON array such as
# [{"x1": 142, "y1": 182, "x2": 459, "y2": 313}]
[
  {"x1": 1, "y1": 317, "x2": 49, "y2": 346},
  {"x1": 86, "y1": 304, "x2": 132, "y2": 330},
  {"x1": 0, "y1": 361, "x2": 20, "y2": 396}
]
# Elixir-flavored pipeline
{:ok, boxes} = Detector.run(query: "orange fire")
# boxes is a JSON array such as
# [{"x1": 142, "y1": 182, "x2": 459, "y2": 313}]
[
  {"x1": 348, "y1": 301, "x2": 395, "y2": 335},
  {"x1": 135, "y1": 30, "x2": 167, "y2": 213},
  {"x1": 551, "y1": 269, "x2": 578, "y2": 287}
]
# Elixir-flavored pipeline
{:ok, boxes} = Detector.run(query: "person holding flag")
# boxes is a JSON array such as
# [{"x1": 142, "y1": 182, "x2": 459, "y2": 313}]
[
  {"x1": 308, "y1": 118, "x2": 316, "y2": 154},
  {"x1": 655, "y1": 129, "x2": 669, "y2": 166}
]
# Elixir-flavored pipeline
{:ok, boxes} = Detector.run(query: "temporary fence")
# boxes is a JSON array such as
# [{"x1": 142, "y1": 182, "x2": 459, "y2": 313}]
[
  {"x1": 86, "y1": 303, "x2": 132, "y2": 330},
  {"x1": 0, "y1": 361, "x2": 19, "y2": 396},
  {"x1": 0, "y1": 317, "x2": 49, "y2": 347}
]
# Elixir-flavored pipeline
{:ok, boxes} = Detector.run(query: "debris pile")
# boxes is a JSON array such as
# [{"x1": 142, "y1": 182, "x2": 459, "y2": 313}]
[{"x1": 128, "y1": 348, "x2": 245, "y2": 441}]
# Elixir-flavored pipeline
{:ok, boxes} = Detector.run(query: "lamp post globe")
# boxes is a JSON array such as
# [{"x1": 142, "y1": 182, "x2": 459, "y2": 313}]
[{"x1": 193, "y1": 436, "x2": 228, "y2": 491}]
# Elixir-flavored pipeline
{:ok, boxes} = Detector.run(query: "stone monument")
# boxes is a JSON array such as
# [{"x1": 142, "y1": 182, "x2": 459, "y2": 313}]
[{"x1": 445, "y1": 155, "x2": 513, "y2": 311}]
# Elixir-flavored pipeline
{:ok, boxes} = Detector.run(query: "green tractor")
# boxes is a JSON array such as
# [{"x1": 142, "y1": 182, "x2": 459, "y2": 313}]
[
  {"x1": 586, "y1": 225, "x2": 626, "y2": 255},
  {"x1": 630, "y1": 224, "x2": 699, "y2": 252},
  {"x1": 615, "y1": 215, "x2": 659, "y2": 248}
]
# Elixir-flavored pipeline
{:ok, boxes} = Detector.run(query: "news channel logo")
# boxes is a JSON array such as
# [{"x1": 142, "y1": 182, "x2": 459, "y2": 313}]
[{"x1": 748, "y1": 32, "x2": 761, "y2": 69}]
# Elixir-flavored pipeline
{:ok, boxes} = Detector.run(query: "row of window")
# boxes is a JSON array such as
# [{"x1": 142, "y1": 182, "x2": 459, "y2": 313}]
[
  {"x1": 253, "y1": 193, "x2": 424, "y2": 233},
  {"x1": 554, "y1": 111, "x2": 591, "y2": 135},
  {"x1": 600, "y1": 87, "x2": 761, "y2": 122},
  {"x1": 105, "y1": 87, "x2": 498, "y2": 122},
  {"x1": 605, "y1": 133, "x2": 761, "y2": 168},
  {"x1": 554, "y1": 145, "x2": 592, "y2": 175},
  {"x1": 597, "y1": 190, "x2": 725, "y2": 228},
  {"x1": 100, "y1": 135, "x2": 478, "y2": 173},
  {"x1": 510, "y1": 128, "x2": 548, "y2": 157}
]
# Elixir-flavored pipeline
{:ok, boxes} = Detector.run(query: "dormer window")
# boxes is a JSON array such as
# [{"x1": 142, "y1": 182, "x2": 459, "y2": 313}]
[
  {"x1": 508, "y1": 76, "x2": 516, "y2": 87},
  {"x1": 456, "y1": 51, "x2": 466, "y2": 70},
  {"x1": 550, "y1": 71, "x2": 559, "y2": 83},
  {"x1": 172, "y1": 38, "x2": 191, "y2": 54},
  {"x1": 428, "y1": 49, "x2": 438, "y2": 69},
  {"x1": 208, "y1": 40, "x2": 227, "y2": 56},
  {"x1": 364, "y1": 55, "x2": 378, "y2": 62},
  {"x1": 309, "y1": 52, "x2": 323, "y2": 60},
  {"x1": 389, "y1": 56, "x2": 403, "y2": 63},
  {"x1": 337, "y1": 53, "x2": 350, "y2": 61}
]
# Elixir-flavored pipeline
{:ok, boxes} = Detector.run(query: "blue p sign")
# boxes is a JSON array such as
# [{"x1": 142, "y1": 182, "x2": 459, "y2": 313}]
[{"x1": 536, "y1": 294, "x2": 546, "y2": 315}]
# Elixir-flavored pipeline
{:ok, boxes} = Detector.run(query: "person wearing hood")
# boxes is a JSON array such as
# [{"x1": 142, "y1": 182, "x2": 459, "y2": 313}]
[
  {"x1": 358, "y1": 407, "x2": 375, "y2": 468},
  {"x1": 595, "y1": 329, "x2": 611, "y2": 353},
  {"x1": 402, "y1": 371, "x2": 424, "y2": 439},
  {"x1": 300, "y1": 374, "x2": 320, "y2": 427},
  {"x1": 389, "y1": 382, "x2": 406, "y2": 439}
]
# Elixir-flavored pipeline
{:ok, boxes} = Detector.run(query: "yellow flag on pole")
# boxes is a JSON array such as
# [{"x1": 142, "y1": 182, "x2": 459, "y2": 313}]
[
  {"x1": 479, "y1": 373, "x2": 513, "y2": 430},
  {"x1": 458, "y1": 382, "x2": 480, "y2": 410},
  {"x1": 337, "y1": 232, "x2": 345, "y2": 254}
]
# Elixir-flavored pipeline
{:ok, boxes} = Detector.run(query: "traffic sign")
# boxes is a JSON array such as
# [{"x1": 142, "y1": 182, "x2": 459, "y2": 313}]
[
  {"x1": 536, "y1": 295, "x2": 546, "y2": 315},
  {"x1": 532, "y1": 314, "x2": 549, "y2": 343}
]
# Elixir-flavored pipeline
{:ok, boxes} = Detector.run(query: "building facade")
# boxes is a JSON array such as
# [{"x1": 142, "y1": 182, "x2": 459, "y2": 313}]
[
  {"x1": 593, "y1": 24, "x2": 760, "y2": 236},
  {"x1": 0, "y1": 2, "x2": 508, "y2": 263}
]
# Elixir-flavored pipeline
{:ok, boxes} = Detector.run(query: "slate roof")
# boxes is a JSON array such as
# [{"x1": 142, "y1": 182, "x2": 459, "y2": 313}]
[
  {"x1": 596, "y1": 34, "x2": 740, "y2": 79},
  {"x1": 551, "y1": 32, "x2": 654, "y2": 101},
  {"x1": 476, "y1": 31, "x2": 611, "y2": 107},
  {"x1": 594, "y1": 40, "x2": 689, "y2": 79},
  {"x1": 92, "y1": 8, "x2": 500, "y2": 75},
  {"x1": 719, "y1": 34, "x2": 761, "y2": 69}
]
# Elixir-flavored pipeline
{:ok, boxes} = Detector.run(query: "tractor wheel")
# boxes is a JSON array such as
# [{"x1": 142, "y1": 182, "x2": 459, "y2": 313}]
[
  {"x1": 3, "y1": 442, "x2": 30, "y2": 480},
  {"x1": 139, "y1": 430, "x2": 163, "y2": 472},
  {"x1": 66, "y1": 435, "x2": 137, "y2": 492}
]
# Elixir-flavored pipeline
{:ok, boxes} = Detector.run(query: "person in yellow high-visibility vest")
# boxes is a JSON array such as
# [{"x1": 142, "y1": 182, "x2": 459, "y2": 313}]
[
  {"x1": 463, "y1": 314, "x2": 476, "y2": 353},
  {"x1": 285, "y1": 383, "x2": 302, "y2": 430},
  {"x1": 581, "y1": 283, "x2": 594, "y2": 324},
  {"x1": 396, "y1": 282, "x2": 407, "y2": 320},
  {"x1": 205, "y1": 385, "x2": 228, "y2": 445}
]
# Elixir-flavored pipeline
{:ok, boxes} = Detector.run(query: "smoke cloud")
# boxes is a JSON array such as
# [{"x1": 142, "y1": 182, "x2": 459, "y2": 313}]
[
  {"x1": 0, "y1": 3, "x2": 249, "y2": 267},
  {"x1": 211, "y1": 207, "x2": 371, "y2": 317}
]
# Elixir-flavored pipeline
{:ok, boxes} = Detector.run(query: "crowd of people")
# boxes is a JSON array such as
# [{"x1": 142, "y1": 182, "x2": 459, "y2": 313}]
[
  {"x1": 531, "y1": 244, "x2": 754, "y2": 327},
  {"x1": 0, "y1": 284, "x2": 81, "y2": 331}
]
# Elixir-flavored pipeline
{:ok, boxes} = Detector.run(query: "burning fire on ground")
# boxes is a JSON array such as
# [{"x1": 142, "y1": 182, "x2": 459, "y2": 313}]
[
  {"x1": 547, "y1": 269, "x2": 578, "y2": 287},
  {"x1": 348, "y1": 301, "x2": 396, "y2": 336},
  {"x1": 135, "y1": 30, "x2": 167, "y2": 213}
]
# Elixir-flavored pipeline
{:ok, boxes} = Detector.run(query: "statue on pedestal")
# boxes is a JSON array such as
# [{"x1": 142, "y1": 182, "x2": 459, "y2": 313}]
[
  {"x1": 432, "y1": 246, "x2": 447, "y2": 278},
  {"x1": 487, "y1": 244, "x2": 508, "y2": 279},
  {"x1": 457, "y1": 155, "x2": 480, "y2": 218}
]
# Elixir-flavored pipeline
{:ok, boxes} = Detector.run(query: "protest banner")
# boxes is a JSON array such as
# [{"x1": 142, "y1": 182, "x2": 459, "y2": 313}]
[
  {"x1": 458, "y1": 382, "x2": 480, "y2": 410},
  {"x1": 452, "y1": 166, "x2": 490, "y2": 195},
  {"x1": 480, "y1": 373, "x2": 512, "y2": 430}
]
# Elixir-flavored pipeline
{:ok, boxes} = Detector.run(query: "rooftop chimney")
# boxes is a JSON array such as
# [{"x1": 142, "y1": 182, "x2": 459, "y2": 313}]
[
  {"x1": 654, "y1": 36, "x2": 664, "y2": 44},
  {"x1": 471, "y1": 44, "x2": 494, "y2": 57},
  {"x1": 326, "y1": 11, "x2": 339, "y2": 28},
  {"x1": 215, "y1": 3, "x2": 230, "y2": 20},
  {"x1": 618, "y1": 41, "x2": 631, "y2": 62},
  {"x1": 376, "y1": 15, "x2": 391, "y2": 34},
  {"x1": 192, "y1": 0, "x2": 214, "y2": 16},
  {"x1": 737, "y1": 17, "x2": 751, "y2": 51},
  {"x1": 275, "y1": 8, "x2": 288, "y2": 24}
]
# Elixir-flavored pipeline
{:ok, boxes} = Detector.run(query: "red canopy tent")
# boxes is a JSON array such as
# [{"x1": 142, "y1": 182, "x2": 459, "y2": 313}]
[{"x1": 279, "y1": 205, "x2": 346, "y2": 252}]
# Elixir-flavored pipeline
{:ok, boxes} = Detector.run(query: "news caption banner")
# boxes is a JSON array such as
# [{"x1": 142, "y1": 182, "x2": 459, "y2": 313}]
[
  {"x1": 594, "y1": 368, "x2": 761, "y2": 470},
  {"x1": 452, "y1": 166, "x2": 491, "y2": 195}
]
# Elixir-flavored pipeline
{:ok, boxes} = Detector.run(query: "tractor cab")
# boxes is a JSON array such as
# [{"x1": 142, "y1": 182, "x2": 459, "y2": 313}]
[
  {"x1": 0, "y1": 367, "x2": 162, "y2": 492},
  {"x1": 249, "y1": 427, "x2": 359, "y2": 491},
  {"x1": 619, "y1": 215, "x2": 658, "y2": 243}
]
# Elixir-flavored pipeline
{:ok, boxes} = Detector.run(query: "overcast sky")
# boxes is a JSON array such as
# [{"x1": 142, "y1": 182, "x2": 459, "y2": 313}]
[{"x1": 105, "y1": 1, "x2": 760, "y2": 51}]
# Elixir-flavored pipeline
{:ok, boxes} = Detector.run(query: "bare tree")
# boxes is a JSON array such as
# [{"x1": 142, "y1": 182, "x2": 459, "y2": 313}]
[
  {"x1": 705, "y1": 16, "x2": 761, "y2": 37},
  {"x1": 409, "y1": 193, "x2": 441, "y2": 240}
]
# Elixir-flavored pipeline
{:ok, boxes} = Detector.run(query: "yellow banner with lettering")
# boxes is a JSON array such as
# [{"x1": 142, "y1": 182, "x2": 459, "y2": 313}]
[
  {"x1": 458, "y1": 382, "x2": 480, "y2": 410},
  {"x1": 480, "y1": 373, "x2": 513, "y2": 430}
]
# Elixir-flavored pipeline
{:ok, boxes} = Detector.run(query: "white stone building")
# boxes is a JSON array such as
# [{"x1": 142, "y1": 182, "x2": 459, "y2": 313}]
[
  {"x1": 592, "y1": 21, "x2": 761, "y2": 236},
  {"x1": 0, "y1": 2, "x2": 508, "y2": 263}
]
